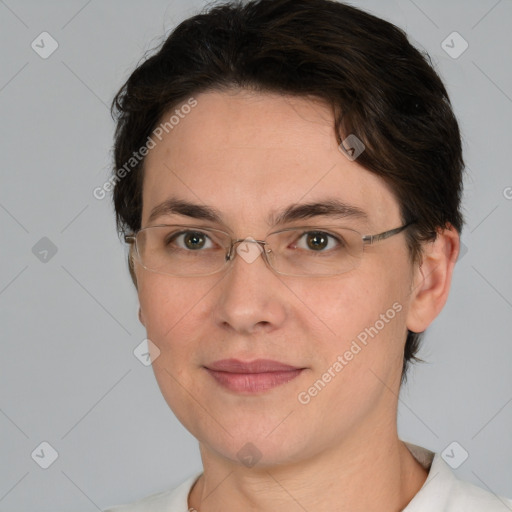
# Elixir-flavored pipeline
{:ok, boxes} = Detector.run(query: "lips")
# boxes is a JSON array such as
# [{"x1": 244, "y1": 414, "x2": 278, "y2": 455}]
[
  {"x1": 204, "y1": 359, "x2": 305, "y2": 393},
  {"x1": 206, "y1": 358, "x2": 302, "y2": 373}
]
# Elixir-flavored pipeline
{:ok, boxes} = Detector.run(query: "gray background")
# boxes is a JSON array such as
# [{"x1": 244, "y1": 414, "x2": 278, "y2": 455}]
[{"x1": 0, "y1": 0, "x2": 511, "y2": 510}]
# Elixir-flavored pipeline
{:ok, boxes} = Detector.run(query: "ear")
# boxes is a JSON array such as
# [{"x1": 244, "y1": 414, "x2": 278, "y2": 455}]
[
  {"x1": 406, "y1": 224, "x2": 460, "y2": 333},
  {"x1": 138, "y1": 306, "x2": 146, "y2": 326}
]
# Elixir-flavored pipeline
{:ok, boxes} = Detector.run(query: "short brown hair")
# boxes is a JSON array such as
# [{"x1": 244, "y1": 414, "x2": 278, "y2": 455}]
[{"x1": 111, "y1": 0, "x2": 464, "y2": 383}]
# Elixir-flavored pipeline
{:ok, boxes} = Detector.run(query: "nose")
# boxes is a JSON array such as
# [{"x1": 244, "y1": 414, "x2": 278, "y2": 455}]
[{"x1": 213, "y1": 238, "x2": 287, "y2": 335}]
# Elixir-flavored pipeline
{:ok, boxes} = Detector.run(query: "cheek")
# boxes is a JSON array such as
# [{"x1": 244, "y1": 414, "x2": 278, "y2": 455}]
[
  {"x1": 339, "y1": 261, "x2": 411, "y2": 376},
  {"x1": 296, "y1": 274, "x2": 409, "y2": 416},
  {"x1": 294, "y1": 273, "x2": 400, "y2": 333},
  {"x1": 136, "y1": 273, "x2": 225, "y2": 373},
  {"x1": 136, "y1": 277, "x2": 203, "y2": 411},
  {"x1": 137, "y1": 275, "x2": 201, "y2": 353},
  {"x1": 138, "y1": 269, "x2": 209, "y2": 318},
  {"x1": 298, "y1": 261, "x2": 410, "y2": 367}
]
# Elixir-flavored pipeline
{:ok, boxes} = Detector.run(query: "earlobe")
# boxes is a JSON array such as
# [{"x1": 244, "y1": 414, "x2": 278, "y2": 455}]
[
  {"x1": 406, "y1": 224, "x2": 460, "y2": 333},
  {"x1": 138, "y1": 306, "x2": 146, "y2": 326}
]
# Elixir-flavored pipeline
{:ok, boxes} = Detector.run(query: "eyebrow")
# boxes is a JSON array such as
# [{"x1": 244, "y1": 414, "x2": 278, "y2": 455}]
[{"x1": 147, "y1": 197, "x2": 368, "y2": 227}]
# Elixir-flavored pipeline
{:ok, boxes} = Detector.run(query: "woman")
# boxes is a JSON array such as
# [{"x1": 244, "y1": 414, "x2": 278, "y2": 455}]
[{"x1": 103, "y1": 1, "x2": 512, "y2": 510}]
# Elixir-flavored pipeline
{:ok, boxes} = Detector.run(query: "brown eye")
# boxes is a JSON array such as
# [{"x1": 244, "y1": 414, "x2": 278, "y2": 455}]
[
  {"x1": 167, "y1": 230, "x2": 213, "y2": 250},
  {"x1": 293, "y1": 230, "x2": 341, "y2": 252},
  {"x1": 184, "y1": 232, "x2": 207, "y2": 250},
  {"x1": 306, "y1": 232, "x2": 329, "y2": 250}
]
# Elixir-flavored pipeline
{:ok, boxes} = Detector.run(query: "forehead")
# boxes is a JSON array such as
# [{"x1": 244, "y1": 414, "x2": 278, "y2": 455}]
[{"x1": 141, "y1": 89, "x2": 400, "y2": 230}]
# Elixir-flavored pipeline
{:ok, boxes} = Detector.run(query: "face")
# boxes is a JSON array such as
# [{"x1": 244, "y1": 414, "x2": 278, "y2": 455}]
[{"x1": 135, "y1": 89, "x2": 417, "y2": 467}]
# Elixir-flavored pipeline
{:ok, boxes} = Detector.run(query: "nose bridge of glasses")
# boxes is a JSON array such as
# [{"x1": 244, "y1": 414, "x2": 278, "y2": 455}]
[{"x1": 227, "y1": 237, "x2": 269, "y2": 262}]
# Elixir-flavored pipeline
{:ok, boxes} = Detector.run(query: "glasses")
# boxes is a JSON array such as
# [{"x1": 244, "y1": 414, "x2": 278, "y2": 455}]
[{"x1": 124, "y1": 221, "x2": 415, "y2": 277}]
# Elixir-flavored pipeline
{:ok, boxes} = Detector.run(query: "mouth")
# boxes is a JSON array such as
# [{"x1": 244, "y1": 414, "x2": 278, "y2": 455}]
[{"x1": 204, "y1": 359, "x2": 306, "y2": 393}]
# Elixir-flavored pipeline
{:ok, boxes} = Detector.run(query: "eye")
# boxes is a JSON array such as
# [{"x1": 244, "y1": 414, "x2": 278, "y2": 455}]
[
  {"x1": 166, "y1": 230, "x2": 214, "y2": 251},
  {"x1": 293, "y1": 230, "x2": 342, "y2": 252}
]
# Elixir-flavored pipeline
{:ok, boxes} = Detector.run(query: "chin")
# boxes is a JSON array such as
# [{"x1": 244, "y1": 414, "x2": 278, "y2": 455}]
[{"x1": 190, "y1": 417, "x2": 319, "y2": 468}]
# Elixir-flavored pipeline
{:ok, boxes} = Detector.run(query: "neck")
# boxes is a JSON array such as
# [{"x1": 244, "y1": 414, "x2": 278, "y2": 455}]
[{"x1": 188, "y1": 430, "x2": 428, "y2": 512}]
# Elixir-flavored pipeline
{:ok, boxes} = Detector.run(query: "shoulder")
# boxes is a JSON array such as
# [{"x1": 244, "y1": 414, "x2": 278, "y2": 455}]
[
  {"x1": 446, "y1": 476, "x2": 512, "y2": 511},
  {"x1": 102, "y1": 472, "x2": 202, "y2": 512},
  {"x1": 404, "y1": 443, "x2": 512, "y2": 512}
]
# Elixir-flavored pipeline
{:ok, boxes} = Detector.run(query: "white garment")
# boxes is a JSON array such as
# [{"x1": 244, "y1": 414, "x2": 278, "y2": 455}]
[{"x1": 103, "y1": 443, "x2": 512, "y2": 511}]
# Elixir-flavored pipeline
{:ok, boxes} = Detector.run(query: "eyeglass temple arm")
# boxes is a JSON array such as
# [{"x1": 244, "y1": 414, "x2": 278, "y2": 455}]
[
  {"x1": 124, "y1": 234, "x2": 136, "y2": 244},
  {"x1": 362, "y1": 221, "x2": 415, "y2": 245}
]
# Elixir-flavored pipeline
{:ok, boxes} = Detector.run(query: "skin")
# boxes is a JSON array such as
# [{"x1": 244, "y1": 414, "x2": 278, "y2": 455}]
[{"x1": 133, "y1": 89, "x2": 460, "y2": 512}]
